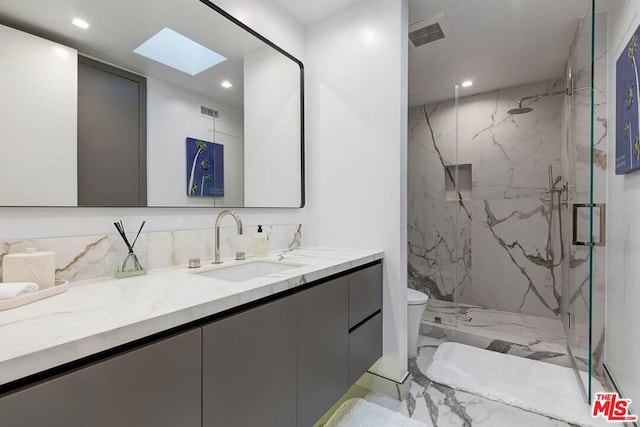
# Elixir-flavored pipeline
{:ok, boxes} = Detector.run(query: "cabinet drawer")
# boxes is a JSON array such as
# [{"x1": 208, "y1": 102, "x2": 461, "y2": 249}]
[
  {"x1": 348, "y1": 263, "x2": 383, "y2": 329},
  {"x1": 348, "y1": 311, "x2": 382, "y2": 385}
]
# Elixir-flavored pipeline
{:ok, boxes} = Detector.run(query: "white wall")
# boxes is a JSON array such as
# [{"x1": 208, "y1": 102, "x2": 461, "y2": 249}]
[
  {"x1": 244, "y1": 46, "x2": 302, "y2": 207},
  {"x1": 0, "y1": 24, "x2": 77, "y2": 206},
  {"x1": 147, "y1": 78, "x2": 244, "y2": 207},
  {"x1": 306, "y1": 0, "x2": 409, "y2": 382},
  {"x1": 606, "y1": 0, "x2": 640, "y2": 405},
  {"x1": 0, "y1": 0, "x2": 308, "y2": 240}
]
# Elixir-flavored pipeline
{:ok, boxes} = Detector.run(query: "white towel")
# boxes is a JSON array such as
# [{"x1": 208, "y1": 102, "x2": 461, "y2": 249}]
[
  {"x1": 325, "y1": 398, "x2": 426, "y2": 427},
  {"x1": 0, "y1": 282, "x2": 39, "y2": 300}
]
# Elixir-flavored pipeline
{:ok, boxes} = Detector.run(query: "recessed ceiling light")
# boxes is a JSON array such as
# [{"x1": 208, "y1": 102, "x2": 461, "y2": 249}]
[
  {"x1": 220, "y1": 81, "x2": 233, "y2": 89},
  {"x1": 72, "y1": 18, "x2": 90, "y2": 30},
  {"x1": 461, "y1": 80, "x2": 473, "y2": 88},
  {"x1": 133, "y1": 28, "x2": 227, "y2": 76}
]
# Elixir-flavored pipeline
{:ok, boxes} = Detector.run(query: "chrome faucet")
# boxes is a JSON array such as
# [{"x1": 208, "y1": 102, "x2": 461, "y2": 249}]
[{"x1": 214, "y1": 210, "x2": 243, "y2": 264}]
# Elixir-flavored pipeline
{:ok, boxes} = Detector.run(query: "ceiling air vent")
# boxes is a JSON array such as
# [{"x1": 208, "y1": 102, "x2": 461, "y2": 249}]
[
  {"x1": 409, "y1": 23, "x2": 445, "y2": 47},
  {"x1": 200, "y1": 105, "x2": 220, "y2": 119},
  {"x1": 409, "y1": 13, "x2": 451, "y2": 48}
]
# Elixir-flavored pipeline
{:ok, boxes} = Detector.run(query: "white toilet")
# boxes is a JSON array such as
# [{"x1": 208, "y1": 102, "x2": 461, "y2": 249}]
[{"x1": 407, "y1": 288, "x2": 429, "y2": 358}]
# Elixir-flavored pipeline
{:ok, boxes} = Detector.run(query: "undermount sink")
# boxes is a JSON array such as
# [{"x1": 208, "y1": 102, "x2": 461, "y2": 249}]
[{"x1": 193, "y1": 260, "x2": 302, "y2": 282}]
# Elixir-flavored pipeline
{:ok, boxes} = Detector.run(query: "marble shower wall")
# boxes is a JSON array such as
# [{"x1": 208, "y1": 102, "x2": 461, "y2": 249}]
[
  {"x1": 408, "y1": 79, "x2": 566, "y2": 319},
  {"x1": 0, "y1": 224, "x2": 304, "y2": 282}
]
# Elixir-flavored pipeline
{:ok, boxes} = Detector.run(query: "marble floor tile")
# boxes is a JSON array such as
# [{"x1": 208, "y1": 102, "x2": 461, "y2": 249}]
[
  {"x1": 423, "y1": 299, "x2": 569, "y2": 348},
  {"x1": 420, "y1": 299, "x2": 592, "y2": 372}
]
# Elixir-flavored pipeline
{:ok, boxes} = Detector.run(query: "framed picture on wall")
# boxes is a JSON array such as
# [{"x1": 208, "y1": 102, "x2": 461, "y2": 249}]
[
  {"x1": 616, "y1": 25, "x2": 640, "y2": 175},
  {"x1": 186, "y1": 137, "x2": 224, "y2": 197}
]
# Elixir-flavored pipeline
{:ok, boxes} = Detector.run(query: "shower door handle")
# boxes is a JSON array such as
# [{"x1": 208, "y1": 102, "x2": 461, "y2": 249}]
[{"x1": 572, "y1": 203, "x2": 606, "y2": 246}]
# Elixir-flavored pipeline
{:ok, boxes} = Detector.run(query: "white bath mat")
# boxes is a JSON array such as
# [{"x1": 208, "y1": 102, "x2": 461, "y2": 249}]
[
  {"x1": 426, "y1": 342, "x2": 609, "y2": 427},
  {"x1": 324, "y1": 398, "x2": 425, "y2": 427}
]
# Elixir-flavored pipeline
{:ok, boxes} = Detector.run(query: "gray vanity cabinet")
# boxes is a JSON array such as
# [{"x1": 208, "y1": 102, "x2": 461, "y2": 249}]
[
  {"x1": 0, "y1": 328, "x2": 202, "y2": 427},
  {"x1": 297, "y1": 276, "x2": 349, "y2": 426},
  {"x1": 202, "y1": 296, "x2": 298, "y2": 427},
  {"x1": 0, "y1": 262, "x2": 383, "y2": 427}
]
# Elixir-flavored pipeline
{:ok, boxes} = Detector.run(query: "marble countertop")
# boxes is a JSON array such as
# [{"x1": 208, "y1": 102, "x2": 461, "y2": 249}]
[{"x1": 0, "y1": 247, "x2": 383, "y2": 387}]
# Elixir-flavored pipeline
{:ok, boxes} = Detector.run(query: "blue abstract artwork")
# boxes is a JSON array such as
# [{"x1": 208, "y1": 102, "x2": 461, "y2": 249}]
[
  {"x1": 616, "y1": 25, "x2": 640, "y2": 174},
  {"x1": 186, "y1": 137, "x2": 224, "y2": 197}
]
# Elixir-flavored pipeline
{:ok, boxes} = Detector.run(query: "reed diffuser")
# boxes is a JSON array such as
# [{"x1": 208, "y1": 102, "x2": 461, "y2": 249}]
[{"x1": 113, "y1": 220, "x2": 146, "y2": 278}]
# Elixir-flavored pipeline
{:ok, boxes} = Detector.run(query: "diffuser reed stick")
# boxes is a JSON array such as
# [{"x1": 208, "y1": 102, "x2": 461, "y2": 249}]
[{"x1": 114, "y1": 221, "x2": 146, "y2": 273}]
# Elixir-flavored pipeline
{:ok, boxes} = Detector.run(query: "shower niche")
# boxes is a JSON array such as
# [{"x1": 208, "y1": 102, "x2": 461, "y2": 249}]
[{"x1": 445, "y1": 164, "x2": 472, "y2": 201}]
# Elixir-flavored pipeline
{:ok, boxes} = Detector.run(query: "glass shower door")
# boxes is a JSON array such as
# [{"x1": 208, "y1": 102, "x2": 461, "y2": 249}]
[{"x1": 564, "y1": 0, "x2": 607, "y2": 403}]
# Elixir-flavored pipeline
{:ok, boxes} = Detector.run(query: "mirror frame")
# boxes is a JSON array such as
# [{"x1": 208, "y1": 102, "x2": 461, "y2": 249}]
[{"x1": 199, "y1": 0, "x2": 305, "y2": 209}]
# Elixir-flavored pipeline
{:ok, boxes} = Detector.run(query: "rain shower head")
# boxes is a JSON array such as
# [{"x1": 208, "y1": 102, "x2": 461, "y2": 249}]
[
  {"x1": 507, "y1": 107, "x2": 533, "y2": 115},
  {"x1": 508, "y1": 88, "x2": 568, "y2": 115}
]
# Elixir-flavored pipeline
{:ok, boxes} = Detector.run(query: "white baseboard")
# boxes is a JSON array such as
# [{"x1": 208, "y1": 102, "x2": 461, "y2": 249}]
[{"x1": 355, "y1": 369, "x2": 412, "y2": 401}]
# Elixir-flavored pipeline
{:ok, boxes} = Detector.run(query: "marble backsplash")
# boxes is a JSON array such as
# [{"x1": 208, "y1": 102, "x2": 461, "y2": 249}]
[{"x1": 0, "y1": 224, "x2": 304, "y2": 283}]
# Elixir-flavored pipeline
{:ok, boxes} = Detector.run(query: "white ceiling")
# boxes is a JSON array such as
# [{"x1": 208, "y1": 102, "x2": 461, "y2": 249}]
[
  {"x1": 408, "y1": 0, "x2": 591, "y2": 106},
  {"x1": 270, "y1": 0, "x2": 591, "y2": 106},
  {"x1": 270, "y1": 0, "x2": 365, "y2": 24},
  {"x1": 1, "y1": 0, "x2": 594, "y2": 110}
]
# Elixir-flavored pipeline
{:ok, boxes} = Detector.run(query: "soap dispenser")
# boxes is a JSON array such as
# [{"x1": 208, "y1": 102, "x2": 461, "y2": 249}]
[{"x1": 252, "y1": 225, "x2": 268, "y2": 257}]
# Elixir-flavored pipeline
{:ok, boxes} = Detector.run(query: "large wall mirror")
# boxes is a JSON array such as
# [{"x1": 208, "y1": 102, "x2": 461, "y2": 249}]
[{"x1": 0, "y1": 0, "x2": 304, "y2": 208}]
